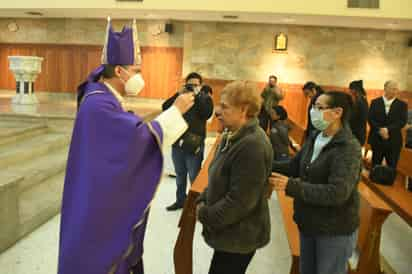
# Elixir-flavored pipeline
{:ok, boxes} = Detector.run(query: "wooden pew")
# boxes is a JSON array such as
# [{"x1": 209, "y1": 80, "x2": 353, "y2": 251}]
[
  {"x1": 351, "y1": 184, "x2": 392, "y2": 274},
  {"x1": 288, "y1": 118, "x2": 305, "y2": 147},
  {"x1": 361, "y1": 148, "x2": 412, "y2": 226},
  {"x1": 173, "y1": 137, "x2": 219, "y2": 274},
  {"x1": 279, "y1": 119, "x2": 394, "y2": 274},
  {"x1": 276, "y1": 191, "x2": 300, "y2": 274}
]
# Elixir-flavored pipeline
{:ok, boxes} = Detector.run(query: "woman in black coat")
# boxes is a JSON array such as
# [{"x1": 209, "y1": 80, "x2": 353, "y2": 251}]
[{"x1": 348, "y1": 80, "x2": 369, "y2": 146}]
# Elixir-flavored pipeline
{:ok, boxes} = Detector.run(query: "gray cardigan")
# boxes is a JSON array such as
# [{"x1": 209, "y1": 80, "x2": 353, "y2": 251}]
[
  {"x1": 198, "y1": 119, "x2": 273, "y2": 254},
  {"x1": 285, "y1": 126, "x2": 362, "y2": 236}
]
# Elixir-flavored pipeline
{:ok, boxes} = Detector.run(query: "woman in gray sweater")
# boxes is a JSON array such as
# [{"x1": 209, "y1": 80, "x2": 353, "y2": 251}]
[
  {"x1": 197, "y1": 80, "x2": 273, "y2": 274},
  {"x1": 271, "y1": 91, "x2": 361, "y2": 274}
]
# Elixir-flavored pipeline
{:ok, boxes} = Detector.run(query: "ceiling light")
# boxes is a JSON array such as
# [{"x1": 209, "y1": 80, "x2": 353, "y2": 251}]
[{"x1": 7, "y1": 22, "x2": 19, "y2": 32}]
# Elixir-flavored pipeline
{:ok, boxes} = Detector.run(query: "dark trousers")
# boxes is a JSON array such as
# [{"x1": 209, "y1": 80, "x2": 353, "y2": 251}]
[
  {"x1": 130, "y1": 261, "x2": 144, "y2": 274},
  {"x1": 208, "y1": 250, "x2": 255, "y2": 274},
  {"x1": 172, "y1": 144, "x2": 204, "y2": 204},
  {"x1": 371, "y1": 144, "x2": 402, "y2": 169}
]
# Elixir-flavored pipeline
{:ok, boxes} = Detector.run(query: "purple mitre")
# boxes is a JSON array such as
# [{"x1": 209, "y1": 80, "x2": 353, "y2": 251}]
[
  {"x1": 77, "y1": 19, "x2": 141, "y2": 107},
  {"x1": 106, "y1": 25, "x2": 134, "y2": 65},
  {"x1": 102, "y1": 19, "x2": 141, "y2": 66}
]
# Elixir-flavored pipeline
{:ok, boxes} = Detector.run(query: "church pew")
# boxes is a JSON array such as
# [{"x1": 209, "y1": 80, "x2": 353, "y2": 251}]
[
  {"x1": 361, "y1": 148, "x2": 412, "y2": 227},
  {"x1": 287, "y1": 118, "x2": 305, "y2": 147},
  {"x1": 173, "y1": 137, "x2": 219, "y2": 274},
  {"x1": 278, "y1": 119, "x2": 394, "y2": 274},
  {"x1": 350, "y1": 183, "x2": 392, "y2": 274},
  {"x1": 276, "y1": 190, "x2": 300, "y2": 274}
]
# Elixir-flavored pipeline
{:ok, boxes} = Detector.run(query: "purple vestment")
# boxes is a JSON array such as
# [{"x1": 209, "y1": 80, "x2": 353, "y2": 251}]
[{"x1": 58, "y1": 82, "x2": 163, "y2": 274}]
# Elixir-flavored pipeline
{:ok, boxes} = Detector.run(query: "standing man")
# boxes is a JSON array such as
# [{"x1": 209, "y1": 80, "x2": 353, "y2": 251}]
[
  {"x1": 259, "y1": 75, "x2": 284, "y2": 131},
  {"x1": 163, "y1": 73, "x2": 214, "y2": 211},
  {"x1": 58, "y1": 19, "x2": 194, "y2": 274},
  {"x1": 368, "y1": 80, "x2": 408, "y2": 169}
]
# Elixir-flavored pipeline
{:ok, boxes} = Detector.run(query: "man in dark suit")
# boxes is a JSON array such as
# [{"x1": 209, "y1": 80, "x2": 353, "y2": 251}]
[{"x1": 368, "y1": 80, "x2": 408, "y2": 168}]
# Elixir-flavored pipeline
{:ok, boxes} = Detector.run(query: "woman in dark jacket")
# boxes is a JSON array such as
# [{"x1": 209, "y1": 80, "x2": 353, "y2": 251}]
[
  {"x1": 271, "y1": 91, "x2": 361, "y2": 274},
  {"x1": 197, "y1": 80, "x2": 273, "y2": 274},
  {"x1": 349, "y1": 80, "x2": 369, "y2": 145}
]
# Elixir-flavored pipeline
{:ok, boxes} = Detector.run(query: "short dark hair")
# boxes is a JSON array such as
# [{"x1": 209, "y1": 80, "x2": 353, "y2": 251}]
[
  {"x1": 101, "y1": 64, "x2": 127, "y2": 79},
  {"x1": 269, "y1": 75, "x2": 277, "y2": 81},
  {"x1": 185, "y1": 72, "x2": 202, "y2": 84},
  {"x1": 323, "y1": 91, "x2": 353, "y2": 123},
  {"x1": 272, "y1": 105, "x2": 288, "y2": 120},
  {"x1": 303, "y1": 81, "x2": 324, "y2": 95}
]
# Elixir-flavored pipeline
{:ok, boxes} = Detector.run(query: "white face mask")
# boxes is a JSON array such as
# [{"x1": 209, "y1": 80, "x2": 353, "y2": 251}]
[
  {"x1": 120, "y1": 68, "x2": 145, "y2": 96},
  {"x1": 310, "y1": 107, "x2": 331, "y2": 131}
]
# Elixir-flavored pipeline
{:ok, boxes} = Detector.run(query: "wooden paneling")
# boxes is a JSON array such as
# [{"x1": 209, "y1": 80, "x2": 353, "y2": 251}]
[
  {"x1": 1, "y1": 43, "x2": 410, "y2": 128},
  {"x1": 139, "y1": 47, "x2": 183, "y2": 99},
  {"x1": 0, "y1": 43, "x2": 183, "y2": 99}
]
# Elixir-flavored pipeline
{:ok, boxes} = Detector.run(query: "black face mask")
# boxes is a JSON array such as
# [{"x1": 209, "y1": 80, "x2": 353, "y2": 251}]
[{"x1": 269, "y1": 84, "x2": 275, "y2": 88}]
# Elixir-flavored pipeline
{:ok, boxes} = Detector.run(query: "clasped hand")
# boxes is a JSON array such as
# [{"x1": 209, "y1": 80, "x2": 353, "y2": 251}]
[{"x1": 269, "y1": 172, "x2": 289, "y2": 192}]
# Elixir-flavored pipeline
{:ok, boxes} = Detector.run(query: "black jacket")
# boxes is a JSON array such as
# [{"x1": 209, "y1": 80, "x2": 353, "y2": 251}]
[
  {"x1": 349, "y1": 95, "x2": 369, "y2": 145},
  {"x1": 269, "y1": 120, "x2": 290, "y2": 159},
  {"x1": 198, "y1": 119, "x2": 273, "y2": 253},
  {"x1": 162, "y1": 91, "x2": 214, "y2": 144},
  {"x1": 367, "y1": 97, "x2": 408, "y2": 148},
  {"x1": 285, "y1": 126, "x2": 362, "y2": 236}
]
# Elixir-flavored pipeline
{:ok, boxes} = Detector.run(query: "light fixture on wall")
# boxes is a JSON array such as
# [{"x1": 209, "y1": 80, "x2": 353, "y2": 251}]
[
  {"x1": 7, "y1": 22, "x2": 19, "y2": 32},
  {"x1": 273, "y1": 32, "x2": 288, "y2": 52}
]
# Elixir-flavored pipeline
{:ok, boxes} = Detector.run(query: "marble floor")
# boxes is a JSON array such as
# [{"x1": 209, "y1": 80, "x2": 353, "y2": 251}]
[
  {"x1": 1, "y1": 173, "x2": 411, "y2": 274},
  {"x1": 0, "y1": 176, "x2": 291, "y2": 274}
]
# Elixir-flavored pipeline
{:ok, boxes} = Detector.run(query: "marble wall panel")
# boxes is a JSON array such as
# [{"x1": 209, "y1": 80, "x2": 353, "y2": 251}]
[
  {"x1": 184, "y1": 22, "x2": 412, "y2": 91},
  {"x1": 1, "y1": 18, "x2": 411, "y2": 91}
]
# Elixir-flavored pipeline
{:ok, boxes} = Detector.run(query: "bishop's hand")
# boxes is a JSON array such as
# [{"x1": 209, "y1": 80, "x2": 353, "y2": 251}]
[{"x1": 174, "y1": 92, "x2": 195, "y2": 114}]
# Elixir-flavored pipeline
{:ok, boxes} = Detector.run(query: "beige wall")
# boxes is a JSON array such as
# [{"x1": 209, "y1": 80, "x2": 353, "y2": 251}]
[
  {"x1": 183, "y1": 22, "x2": 412, "y2": 91},
  {"x1": 1, "y1": 18, "x2": 411, "y2": 91},
  {"x1": 1, "y1": 1, "x2": 412, "y2": 19},
  {"x1": 0, "y1": 18, "x2": 184, "y2": 47}
]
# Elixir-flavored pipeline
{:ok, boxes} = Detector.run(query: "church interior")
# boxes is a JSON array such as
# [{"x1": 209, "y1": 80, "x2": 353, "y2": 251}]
[{"x1": 0, "y1": 1, "x2": 412, "y2": 274}]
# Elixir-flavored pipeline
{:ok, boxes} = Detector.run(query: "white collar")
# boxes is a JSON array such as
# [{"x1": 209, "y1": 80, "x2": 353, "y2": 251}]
[
  {"x1": 383, "y1": 96, "x2": 395, "y2": 105},
  {"x1": 103, "y1": 82, "x2": 125, "y2": 110}
]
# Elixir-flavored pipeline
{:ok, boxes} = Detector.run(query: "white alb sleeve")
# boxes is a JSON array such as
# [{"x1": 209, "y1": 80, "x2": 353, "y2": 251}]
[{"x1": 155, "y1": 105, "x2": 188, "y2": 149}]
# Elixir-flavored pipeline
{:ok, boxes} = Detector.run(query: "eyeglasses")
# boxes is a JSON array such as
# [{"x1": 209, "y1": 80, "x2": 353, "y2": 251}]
[{"x1": 312, "y1": 104, "x2": 333, "y2": 111}]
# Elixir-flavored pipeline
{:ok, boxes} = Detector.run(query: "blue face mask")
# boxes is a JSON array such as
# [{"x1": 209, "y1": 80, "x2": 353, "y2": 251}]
[{"x1": 310, "y1": 107, "x2": 330, "y2": 131}]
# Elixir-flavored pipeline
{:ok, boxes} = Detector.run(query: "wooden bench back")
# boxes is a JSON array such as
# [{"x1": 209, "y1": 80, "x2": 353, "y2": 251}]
[
  {"x1": 397, "y1": 148, "x2": 412, "y2": 177},
  {"x1": 357, "y1": 183, "x2": 391, "y2": 250},
  {"x1": 288, "y1": 119, "x2": 305, "y2": 146}
]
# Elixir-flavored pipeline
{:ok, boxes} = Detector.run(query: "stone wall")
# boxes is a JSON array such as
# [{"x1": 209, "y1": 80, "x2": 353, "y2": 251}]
[
  {"x1": 1, "y1": 18, "x2": 411, "y2": 91},
  {"x1": 0, "y1": 18, "x2": 184, "y2": 47},
  {"x1": 183, "y1": 22, "x2": 412, "y2": 91}
]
